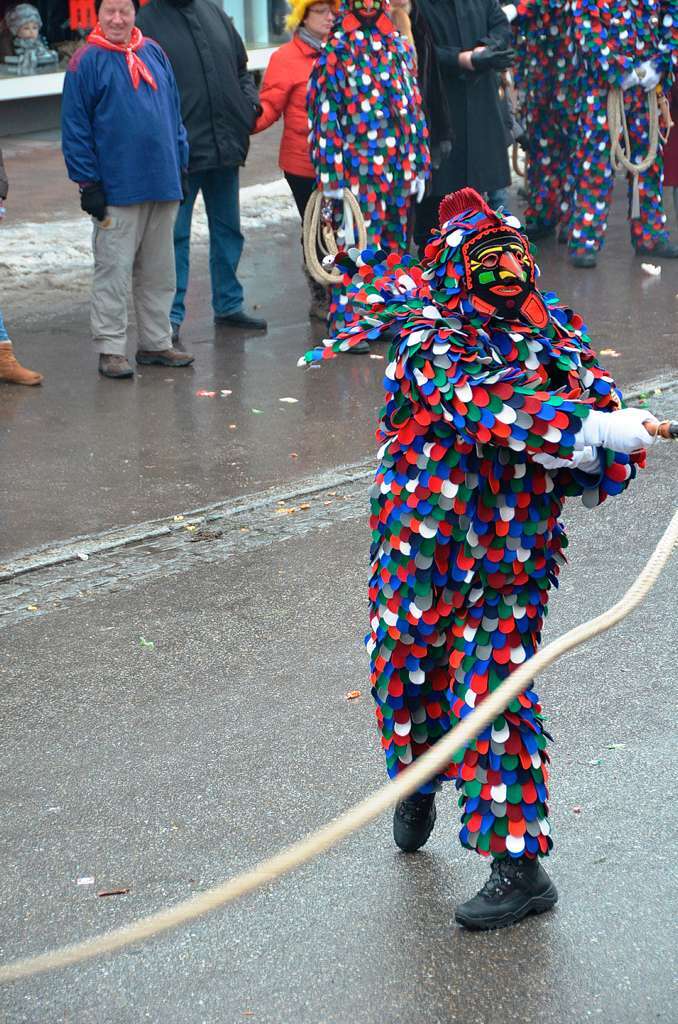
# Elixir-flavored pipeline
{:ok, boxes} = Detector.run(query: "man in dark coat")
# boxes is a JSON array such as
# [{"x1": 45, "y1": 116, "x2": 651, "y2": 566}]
[
  {"x1": 413, "y1": 0, "x2": 515, "y2": 249},
  {"x1": 136, "y1": 0, "x2": 267, "y2": 340}
]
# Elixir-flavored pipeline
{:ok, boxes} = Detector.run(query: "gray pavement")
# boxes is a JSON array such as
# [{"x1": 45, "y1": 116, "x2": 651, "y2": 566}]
[
  {"x1": 1, "y1": 136, "x2": 677, "y2": 558},
  {"x1": 0, "y1": 405, "x2": 677, "y2": 1023},
  {"x1": 1, "y1": 131, "x2": 677, "y2": 1022}
]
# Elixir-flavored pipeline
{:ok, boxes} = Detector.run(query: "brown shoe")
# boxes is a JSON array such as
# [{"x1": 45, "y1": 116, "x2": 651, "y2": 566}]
[
  {"x1": 136, "y1": 348, "x2": 194, "y2": 367},
  {"x1": 0, "y1": 342, "x2": 43, "y2": 385},
  {"x1": 99, "y1": 353, "x2": 134, "y2": 378}
]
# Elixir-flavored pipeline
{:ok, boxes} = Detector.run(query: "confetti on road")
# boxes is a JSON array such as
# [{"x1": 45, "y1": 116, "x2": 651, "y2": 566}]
[
  {"x1": 345, "y1": 690, "x2": 362, "y2": 700},
  {"x1": 138, "y1": 636, "x2": 155, "y2": 650},
  {"x1": 279, "y1": 397, "x2": 299, "y2": 403},
  {"x1": 640, "y1": 263, "x2": 661, "y2": 276},
  {"x1": 196, "y1": 390, "x2": 217, "y2": 397},
  {"x1": 599, "y1": 348, "x2": 620, "y2": 357}
]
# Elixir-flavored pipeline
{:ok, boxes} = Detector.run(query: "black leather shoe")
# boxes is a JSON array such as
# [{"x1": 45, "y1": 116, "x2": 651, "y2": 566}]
[
  {"x1": 635, "y1": 241, "x2": 678, "y2": 258},
  {"x1": 569, "y1": 251, "x2": 597, "y2": 268},
  {"x1": 393, "y1": 793, "x2": 436, "y2": 852},
  {"x1": 215, "y1": 311, "x2": 268, "y2": 331},
  {"x1": 525, "y1": 221, "x2": 555, "y2": 241},
  {"x1": 455, "y1": 857, "x2": 558, "y2": 931}
]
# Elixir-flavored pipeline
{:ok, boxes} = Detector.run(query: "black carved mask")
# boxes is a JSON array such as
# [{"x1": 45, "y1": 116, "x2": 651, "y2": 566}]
[{"x1": 463, "y1": 228, "x2": 544, "y2": 321}]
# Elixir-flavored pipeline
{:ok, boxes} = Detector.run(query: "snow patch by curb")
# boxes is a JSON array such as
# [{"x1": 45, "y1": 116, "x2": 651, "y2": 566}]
[{"x1": 0, "y1": 177, "x2": 297, "y2": 290}]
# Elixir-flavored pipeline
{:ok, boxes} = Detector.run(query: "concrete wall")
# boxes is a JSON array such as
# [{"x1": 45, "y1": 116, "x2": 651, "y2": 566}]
[{"x1": 1, "y1": 95, "x2": 61, "y2": 136}]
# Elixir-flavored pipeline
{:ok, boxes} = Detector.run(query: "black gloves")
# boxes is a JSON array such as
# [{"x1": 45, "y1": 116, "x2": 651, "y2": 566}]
[
  {"x1": 471, "y1": 47, "x2": 516, "y2": 71},
  {"x1": 181, "y1": 169, "x2": 190, "y2": 202},
  {"x1": 80, "y1": 182, "x2": 107, "y2": 222}
]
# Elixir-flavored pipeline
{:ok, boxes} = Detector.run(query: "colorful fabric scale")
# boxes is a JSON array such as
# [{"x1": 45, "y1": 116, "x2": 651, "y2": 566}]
[
  {"x1": 307, "y1": 1, "x2": 430, "y2": 334},
  {"x1": 513, "y1": 1, "x2": 581, "y2": 234},
  {"x1": 301, "y1": 192, "x2": 642, "y2": 859},
  {"x1": 566, "y1": 0, "x2": 678, "y2": 255}
]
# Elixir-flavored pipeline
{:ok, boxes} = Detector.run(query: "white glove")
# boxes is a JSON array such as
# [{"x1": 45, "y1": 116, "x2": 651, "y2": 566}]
[
  {"x1": 621, "y1": 67, "x2": 640, "y2": 90},
  {"x1": 533, "y1": 446, "x2": 601, "y2": 474},
  {"x1": 503, "y1": 3, "x2": 518, "y2": 22},
  {"x1": 322, "y1": 186, "x2": 344, "y2": 200},
  {"x1": 410, "y1": 176, "x2": 426, "y2": 204},
  {"x1": 576, "y1": 407, "x2": 658, "y2": 453},
  {"x1": 636, "y1": 59, "x2": 662, "y2": 92}
]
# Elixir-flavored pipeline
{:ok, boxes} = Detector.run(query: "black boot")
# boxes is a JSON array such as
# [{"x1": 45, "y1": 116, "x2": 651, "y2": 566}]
[
  {"x1": 393, "y1": 793, "x2": 436, "y2": 852},
  {"x1": 455, "y1": 856, "x2": 558, "y2": 931}
]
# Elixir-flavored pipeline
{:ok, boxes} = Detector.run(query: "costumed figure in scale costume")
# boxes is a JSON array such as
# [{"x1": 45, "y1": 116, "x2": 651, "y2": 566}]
[
  {"x1": 509, "y1": 0, "x2": 580, "y2": 241},
  {"x1": 301, "y1": 188, "x2": 668, "y2": 929},
  {"x1": 307, "y1": 0, "x2": 430, "y2": 338},
  {"x1": 565, "y1": 0, "x2": 678, "y2": 268}
]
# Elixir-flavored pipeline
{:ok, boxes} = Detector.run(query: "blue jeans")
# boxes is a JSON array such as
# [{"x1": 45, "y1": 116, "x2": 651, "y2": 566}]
[
  {"x1": 486, "y1": 188, "x2": 510, "y2": 213},
  {"x1": 0, "y1": 306, "x2": 9, "y2": 341},
  {"x1": 171, "y1": 166, "x2": 244, "y2": 324}
]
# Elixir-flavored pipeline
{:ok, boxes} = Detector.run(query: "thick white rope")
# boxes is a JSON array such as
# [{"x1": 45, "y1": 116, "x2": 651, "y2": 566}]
[
  {"x1": 1, "y1": 510, "x2": 676, "y2": 983},
  {"x1": 303, "y1": 188, "x2": 367, "y2": 286},
  {"x1": 607, "y1": 87, "x2": 660, "y2": 219}
]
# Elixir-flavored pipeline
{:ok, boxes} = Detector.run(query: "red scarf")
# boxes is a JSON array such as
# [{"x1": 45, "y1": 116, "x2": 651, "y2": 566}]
[{"x1": 87, "y1": 24, "x2": 157, "y2": 91}]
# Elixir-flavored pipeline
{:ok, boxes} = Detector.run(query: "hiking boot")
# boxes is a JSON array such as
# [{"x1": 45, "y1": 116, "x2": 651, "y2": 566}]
[
  {"x1": 135, "y1": 348, "x2": 194, "y2": 367},
  {"x1": 98, "y1": 353, "x2": 134, "y2": 378},
  {"x1": 569, "y1": 251, "x2": 597, "y2": 269},
  {"x1": 393, "y1": 792, "x2": 437, "y2": 852},
  {"x1": 304, "y1": 265, "x2": 330, "y2": 322},
  {"x1": 0, "y1": 342, "x2": 43, "y2": 385},
  {"x1": 455, "y1": 856, "x2": 558, "y2": 931},
  {"x1": 214, "y1": 310, "x2": 267, "y2": 331},
  {"x1": 634, "y1": 240, "x2": 678, "y2": 258}
]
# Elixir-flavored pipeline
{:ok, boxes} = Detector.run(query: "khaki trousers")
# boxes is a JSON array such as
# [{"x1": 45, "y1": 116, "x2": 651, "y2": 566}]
[{"x1": 90, "y1": 201, "x2": 179, "y2": 356}]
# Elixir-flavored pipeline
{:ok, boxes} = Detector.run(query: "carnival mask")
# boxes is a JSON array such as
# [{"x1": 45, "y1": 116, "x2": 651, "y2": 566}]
[{"x1": 462, "y1": 227, "x2": 548, "y2": 328}]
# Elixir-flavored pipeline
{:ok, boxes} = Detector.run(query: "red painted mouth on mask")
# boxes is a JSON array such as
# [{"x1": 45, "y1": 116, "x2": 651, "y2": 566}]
[{"x1": 489, "y1": 284, "x2": 523, "y2": 296}]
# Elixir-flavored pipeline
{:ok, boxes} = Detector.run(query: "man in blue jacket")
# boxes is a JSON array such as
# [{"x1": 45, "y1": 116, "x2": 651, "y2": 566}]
[{"x1": 62, "y1": 0, "x2": 194, "y2": 378}]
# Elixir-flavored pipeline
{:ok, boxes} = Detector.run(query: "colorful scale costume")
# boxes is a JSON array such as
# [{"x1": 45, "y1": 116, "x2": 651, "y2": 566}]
[
  {"x1": 512, "y1": 1, "x2": 580, "y2": 236},
  {"x1": 307, "y1": 0, "x2": 430, "y2": 333},
  {"x1": 565, "y1": 0, "x2": 678, "y2": 256},
  {"x1": 302, "y1": 190, "x2": 642, "y2": 860}
]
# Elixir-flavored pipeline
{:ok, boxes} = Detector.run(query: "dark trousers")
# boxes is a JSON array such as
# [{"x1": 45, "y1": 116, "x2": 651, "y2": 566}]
[
  {"x1": 172, "y1": 166, "x2": 243, "y2": 324},
  {"x1": 284, "y1": 172, "x2": 316, "y2": 221}
]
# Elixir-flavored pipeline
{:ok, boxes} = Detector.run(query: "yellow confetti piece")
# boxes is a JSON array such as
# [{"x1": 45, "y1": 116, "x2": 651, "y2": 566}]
[
  {"x1": 26, "y1": 604, "x2": 38, "y2": 612},
  {"x1": 173, "y1": 515, "x2": 185, "y2": 522},
  {"x1": 184, "y1": 524, "x2": 198, "y2": 532},
  {"x1": 299, "y1": 503, "x2": 311, "y2": 510},
  {"x1": 599, "y1": 348, "x2": 620, "y2": 357}
]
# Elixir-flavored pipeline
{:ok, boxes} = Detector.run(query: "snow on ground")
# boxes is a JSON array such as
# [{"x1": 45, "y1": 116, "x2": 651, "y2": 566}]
[{"x1": 0, "y1": 178, "x2": 296, "y2": 295}]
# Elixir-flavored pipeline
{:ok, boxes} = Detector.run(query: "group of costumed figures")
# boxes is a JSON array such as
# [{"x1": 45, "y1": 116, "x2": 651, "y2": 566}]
[
  {"x1": 306, "y1": 0, "x2": 678, "y2": 340},
  {"x1": 299, "y1": 0, "x2": 677, "y2": 930}
]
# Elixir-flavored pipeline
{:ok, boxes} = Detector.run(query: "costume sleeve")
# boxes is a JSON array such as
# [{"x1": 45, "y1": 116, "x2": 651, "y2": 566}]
[
  {"x1": 395, "y1": 39, "x2": 431, "y2": 180},
  {"x1": 568, "y1": 0, "x2": 632, "y2": 86},
  {"x1": 307, "y1": 49, "x2": 346, "y2": 191},
  {"x1": 253, "y1": 51, "x2": 292, "y2": 133},
  {"x1": 658, "y1": 1, "x2": 678, "y2": 82},
  {"x1": 61, "y1": 59, "x2": 101, "y2": 185}
]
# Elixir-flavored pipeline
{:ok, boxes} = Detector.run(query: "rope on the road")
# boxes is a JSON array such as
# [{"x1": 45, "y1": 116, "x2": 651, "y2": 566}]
[
  {"x1": 1, "y1": 510, "x2": 677, "y2": 984},
  {"x1": 303, "y1": 188, "x2": 367, "y2": 285},
  {"x1": 607, "y1": 87, "x2": 661, "y2": 219}
]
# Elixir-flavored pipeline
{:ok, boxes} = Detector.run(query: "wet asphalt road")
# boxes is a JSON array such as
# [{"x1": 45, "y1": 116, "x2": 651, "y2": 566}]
[
  {"x1": 1, "y1": 140, "x2": 677, "y2": 558},
  {"x1": 1, "y1": 134, "x2": 677, "y2": 1022},
  {"x1": 0, "y1": 398, "x2": 677, "y2": 1023}
]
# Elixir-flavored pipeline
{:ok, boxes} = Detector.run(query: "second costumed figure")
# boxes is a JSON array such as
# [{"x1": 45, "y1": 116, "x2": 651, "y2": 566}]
[
  {"x1": 307, "y1": 0, "x2": 430, "y2": 336},
  {"x1": 301, "y1": 187, "x2": 663, "y2": 930}
]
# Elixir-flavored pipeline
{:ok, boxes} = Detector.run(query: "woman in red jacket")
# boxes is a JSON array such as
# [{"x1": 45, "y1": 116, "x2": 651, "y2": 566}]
[{"x1": 254, "y1": 0, "x2": 338, "y2": 320}]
